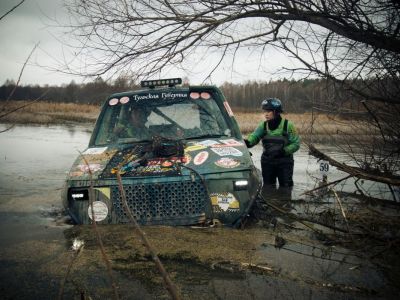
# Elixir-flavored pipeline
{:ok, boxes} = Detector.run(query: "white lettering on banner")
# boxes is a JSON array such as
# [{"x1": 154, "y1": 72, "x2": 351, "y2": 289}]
[
  {"x1": 132, "y1": 92, "x2": 188, "y2": 102},
  {"x1": 161, "y1": 92, "x2": 188, "y2": 99},
  {"x1": 132, "y1": 93, "x2": 160, "y2": 101}
]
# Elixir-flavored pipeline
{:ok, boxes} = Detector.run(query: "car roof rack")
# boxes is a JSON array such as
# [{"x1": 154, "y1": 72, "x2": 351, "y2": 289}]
[{"x1": 141, "y1": 78, "x2": 182, "y2": 89}]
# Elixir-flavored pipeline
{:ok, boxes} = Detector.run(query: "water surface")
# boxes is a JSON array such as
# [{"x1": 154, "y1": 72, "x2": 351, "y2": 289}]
[{"x1": 0, "y1": 124, "x2": 397, "y2": 299}]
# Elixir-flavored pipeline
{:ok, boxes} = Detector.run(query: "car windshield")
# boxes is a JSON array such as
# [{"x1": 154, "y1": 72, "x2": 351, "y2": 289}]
[{"x1": 93, "y1": 90, "x2": 232, "y2": 146}]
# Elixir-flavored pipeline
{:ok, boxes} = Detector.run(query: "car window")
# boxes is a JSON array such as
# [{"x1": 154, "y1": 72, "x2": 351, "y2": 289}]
[{"x1": 93, "y1": 92, "x2": 231, "y2": 146}]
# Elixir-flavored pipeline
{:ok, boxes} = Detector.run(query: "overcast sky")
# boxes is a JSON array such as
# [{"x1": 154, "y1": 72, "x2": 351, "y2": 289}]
[
  {"x1": 0, "y1": 0, "x2": 297, "y2": 87},
  {"x1": 0, "y1": 0, "x2": 77, "y2": 86}
]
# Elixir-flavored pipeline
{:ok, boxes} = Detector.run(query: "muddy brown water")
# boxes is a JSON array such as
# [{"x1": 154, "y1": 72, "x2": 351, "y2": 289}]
[{"x1": 0, "y1": 124, "x2": 398, "y2": 299}]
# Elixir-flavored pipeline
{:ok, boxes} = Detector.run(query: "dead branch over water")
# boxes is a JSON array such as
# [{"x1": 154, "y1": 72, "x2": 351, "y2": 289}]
[{"x1": 308, "y1": 144, "x2": 400, "y2": 186}]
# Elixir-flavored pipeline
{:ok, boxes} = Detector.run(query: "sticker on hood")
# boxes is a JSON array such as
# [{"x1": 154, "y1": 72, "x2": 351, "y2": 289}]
[
  {"x1": 78, "y1": 163, "x2": 103, "y2": 173},
  {"x1": 211, "y1": 147, "x2": 243, "y2": 157},
  {"x1": 211, "y1": 193, "x2": 240, "y2": 212},
  {"x1": 185, "y1": 144, "x2": 207, "y2": 152},
  {"x1": 193, "y1": 151, "x2": 209, "y2": 165},
  {"x1": 83, "y1": 147, "x2": 108, "y2": 155},
  {"x1": 219, "y1": 139, "x2": 244, "y2": 146},
  {"x1": 196, "y1": 140, "x2": 220, "y2": 147},
  {"x1": 215, "y1": 157, "x2": 240, "y2": 168}
]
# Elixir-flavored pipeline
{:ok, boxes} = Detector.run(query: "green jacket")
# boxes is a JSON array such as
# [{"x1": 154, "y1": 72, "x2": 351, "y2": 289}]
[{"x1": 247, "y1": 118, "x2": 300, "y2": 155}]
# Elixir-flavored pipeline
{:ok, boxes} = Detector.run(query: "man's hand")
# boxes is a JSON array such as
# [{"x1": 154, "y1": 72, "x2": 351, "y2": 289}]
[{"x1": 244, "y1": 139, "x2": 251, "y2": 148}]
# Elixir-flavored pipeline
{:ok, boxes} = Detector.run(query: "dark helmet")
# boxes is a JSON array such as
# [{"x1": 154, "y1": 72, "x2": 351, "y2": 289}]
[{"x1": 261, "y1": 98, "x2": 283, "y2": 113}]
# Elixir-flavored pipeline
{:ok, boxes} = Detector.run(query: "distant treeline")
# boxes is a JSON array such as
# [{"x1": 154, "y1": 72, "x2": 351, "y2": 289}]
[{"x1": 0, "y1": 77, "x2": 362, "y2": 113}]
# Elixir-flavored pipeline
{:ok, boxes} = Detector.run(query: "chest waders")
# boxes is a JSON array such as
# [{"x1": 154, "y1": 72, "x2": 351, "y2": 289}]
[{"x1": 261, "y1": 119, "x2": 294, "y2": 187}]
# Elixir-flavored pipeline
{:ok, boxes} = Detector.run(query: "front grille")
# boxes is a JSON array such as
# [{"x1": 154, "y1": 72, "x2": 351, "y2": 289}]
[{"x1": 111, "y1": 180, "x2": 208, "y2": 225}]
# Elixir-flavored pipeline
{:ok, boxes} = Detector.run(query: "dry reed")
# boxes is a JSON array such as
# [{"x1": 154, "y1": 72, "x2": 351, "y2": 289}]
[
  {"x1": 235, "y1": 110, "x2": 355, "y2": 135},
  {"x1": 0, "y1": 100, "x2": 99, "y2": 125},
  {"x1": 1, "y1": 101, "x2": 364, "y2": 138}
]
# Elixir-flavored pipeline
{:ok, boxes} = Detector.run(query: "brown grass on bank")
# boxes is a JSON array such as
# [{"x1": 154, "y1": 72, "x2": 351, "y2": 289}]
[
  {"x1": 0, "y1": 100, "x2": 100, "y2": 125},
  {"x1": 235, "y1": 110, "x2": 356, "y2": 136},
  {"x1": 0, "y1": 101, "x2": 363, "y2": 139}
]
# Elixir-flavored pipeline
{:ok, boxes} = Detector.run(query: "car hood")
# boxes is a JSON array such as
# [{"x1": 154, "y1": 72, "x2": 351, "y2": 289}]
[{"x1": 67, "y1": 137, "x2": 254, "y2": 181}]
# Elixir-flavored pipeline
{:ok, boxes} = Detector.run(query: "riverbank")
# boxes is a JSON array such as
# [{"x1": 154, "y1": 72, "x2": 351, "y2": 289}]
[
  {"x1": 0, "y1": 100, "x2": 349, "y2": 136},
  {"x1": 0, "y1": 101, "x2": 99, "y2": 126}
]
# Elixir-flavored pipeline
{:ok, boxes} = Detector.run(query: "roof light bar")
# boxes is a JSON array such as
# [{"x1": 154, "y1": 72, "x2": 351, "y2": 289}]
[{"x1": 141, "y1": 78, "x2": 182, "y2": 88}]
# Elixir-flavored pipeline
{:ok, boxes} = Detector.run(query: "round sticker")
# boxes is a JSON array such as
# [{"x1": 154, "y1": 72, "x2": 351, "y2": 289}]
[
  {"x1": 88, "y1": 201, "x2": 108, "y2": 222},
  {"x1": 194, "y1": 151, "x2": 209, "y2": 165},
  {"x1": 190, "y1": 92, "x2": 200, "y2": 99},
  {"x1": 120, "y1": 96, "x2": 130, "y2": 104},
  {"x1": 215, "y1": 157, "x2": 240, "y2": 168},
  {"x1": 161, "y1": 160, "x2": 173, "y2": 167},
  {"x1": 200, "y1": 92, "x2": 211, "y2": 99},
  {"x1": 109, "y1": 98, "x2": 119, "y2": 106}
]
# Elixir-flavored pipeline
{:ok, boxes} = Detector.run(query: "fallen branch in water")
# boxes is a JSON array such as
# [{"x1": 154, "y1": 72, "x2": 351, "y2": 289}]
[
  {"x1": 57, "y1": 240, "x2": 84, "y2": 300},
  {"x1": 337, "y1": 191, "x2": 400, "y2": 208},
  {"x1": 308, "y1": 144, "x2": 400, "y2": 186},
  {"x1": 116, "y1": 172, "x2": 181, "y2": 300},
  {"x1": 300, "y1": 174, "x2": 352, "y2": 196},
  {"x1": 330, "y1": 187, "x2": 350, "y2": 233},
  {"x1": 258, "y1": 193, "x2": 350, "y2": 234},
  {"x1": 81, "y1": 153, "x2": 120, "y2": 300}
]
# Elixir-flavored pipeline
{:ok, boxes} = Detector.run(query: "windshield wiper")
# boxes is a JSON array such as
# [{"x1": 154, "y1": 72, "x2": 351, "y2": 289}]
[{"x1": 118, "y1": 138, "x2": 153, "y2": 144}]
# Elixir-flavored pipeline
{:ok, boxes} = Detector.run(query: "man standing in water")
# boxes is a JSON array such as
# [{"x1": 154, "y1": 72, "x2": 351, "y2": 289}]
[{"x1": 244, "y1": 98, "x2": 300, "y2": 196}]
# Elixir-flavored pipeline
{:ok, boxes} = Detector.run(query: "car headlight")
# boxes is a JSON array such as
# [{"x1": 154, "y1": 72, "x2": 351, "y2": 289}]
[
  {"x1": 69, "y1": 189, "x2": 89, "y2": 201},
  {"x1": 233, "y1": 180, "x2": 248, "y2": 191}
]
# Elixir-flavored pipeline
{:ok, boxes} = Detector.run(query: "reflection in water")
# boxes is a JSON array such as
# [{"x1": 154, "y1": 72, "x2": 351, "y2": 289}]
[
  {"x1": 0, "y1": 124, "x2": 91, "y2": 199},
  {"x1": 262, "y1": 184, "x2": 293, "y2": 202},
  {"x1": 66, "y1": 124, "x2": 77, "y2": 136}
]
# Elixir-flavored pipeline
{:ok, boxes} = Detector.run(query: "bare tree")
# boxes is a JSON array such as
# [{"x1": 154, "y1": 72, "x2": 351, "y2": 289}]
[
  {"x1": 63, "y1": 1, "x2": 399, "y2": 85},
  {"x1": 63, "y1": 0, "x2": 400, "y2": 190},
  {"x1": 0, "y1": 0, "x2": 25, "y2": 21}
]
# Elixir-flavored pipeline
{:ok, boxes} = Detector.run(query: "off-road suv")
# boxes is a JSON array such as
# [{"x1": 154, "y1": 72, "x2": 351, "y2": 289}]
[{"x1": 62, "y1": 78, "x2": 261, "y2": 226}]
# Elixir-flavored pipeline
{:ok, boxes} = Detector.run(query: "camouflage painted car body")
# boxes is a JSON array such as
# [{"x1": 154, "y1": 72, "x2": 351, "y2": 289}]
[{"x1": 62, "y1": 81, "x2": 261, "y2": 226}]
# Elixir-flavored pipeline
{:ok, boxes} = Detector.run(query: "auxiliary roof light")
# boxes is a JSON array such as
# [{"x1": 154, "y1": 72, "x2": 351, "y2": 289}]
[{"x1": 141, "y1": 78, "x2": 182, "y2": 88}]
